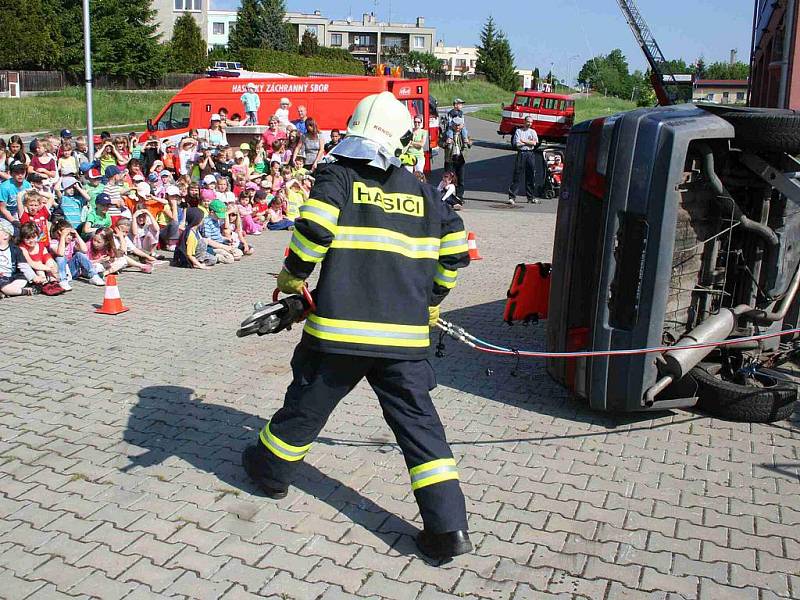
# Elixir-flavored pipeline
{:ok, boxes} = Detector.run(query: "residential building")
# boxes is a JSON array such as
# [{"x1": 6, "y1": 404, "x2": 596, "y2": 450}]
[
  {"x1": 692, "y1": 79, "x2": 748, "y2": 105},
  {"x1": 151, "y1": 0, "x2": 208, "y2": 44},
  {"x1": 285, "y1": 11, "x2": 436, "y2": 67},
  {"x1": 151, "y1": 4, "x2": 436, "y2": 65},
  {"x1": 433, "y1": 41, "x2": 478, "y2": 79},
  {"x1": 207, "y1": 10, "x2": 238, "y2": 49}
]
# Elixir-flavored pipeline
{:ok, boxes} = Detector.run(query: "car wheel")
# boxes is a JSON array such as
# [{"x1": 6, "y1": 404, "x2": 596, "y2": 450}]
[
  {"x1": 689, "y1": 362, "x2": 798, "y2": 423},
  {"x1": 719, "y1": 110, "x2": 800, "y2": 154}
]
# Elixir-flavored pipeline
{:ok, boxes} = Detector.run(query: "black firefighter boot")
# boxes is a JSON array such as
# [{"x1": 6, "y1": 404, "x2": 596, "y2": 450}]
[
  {"x1": 241, "y1": 444, "x2": 289, "y2": 499},
  {"x1": 416, "y1": 529, "x2": 473, "y2": 561}
]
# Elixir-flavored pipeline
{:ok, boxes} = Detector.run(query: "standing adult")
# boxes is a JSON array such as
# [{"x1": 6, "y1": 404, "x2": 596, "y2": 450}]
[
  {"x1": 241, "y1": 91, "x2": 473, "y2": 561},
  {"x1": 291, "y1": 105, "x2": 309, "y2": 135},
  {"x1": 261, "y1": 115, "x2": 287, "y2": 148},
  {"x1": 444, "y1": 117, "x2": 470, "y2": 202},
  {"x1": 293, "y1": 118, "x2": 323, "y2": 171},
  {"x1": 507, "y1": 116, "x2": 540, "y2": 205},
  {"x1": 408, "y1": 115, "x2": 428, "y2": 174}
]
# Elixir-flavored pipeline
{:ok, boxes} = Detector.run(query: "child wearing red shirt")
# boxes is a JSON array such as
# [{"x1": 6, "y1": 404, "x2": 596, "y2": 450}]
[
  {"x1": 18, "y1": 222, "x2": 60, "y2": 287},
  {"x1": 19, "y1": 192, "x2": 51, "y2": 246}
]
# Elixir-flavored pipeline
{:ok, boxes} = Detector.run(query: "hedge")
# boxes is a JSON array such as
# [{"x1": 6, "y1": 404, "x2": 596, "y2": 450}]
[{"x1": 239, "y1": 49, "x2": 364, "y2": 76}]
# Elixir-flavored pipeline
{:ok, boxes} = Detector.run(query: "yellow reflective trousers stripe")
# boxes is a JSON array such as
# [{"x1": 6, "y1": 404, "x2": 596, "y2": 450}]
[
  {"x1": 409, "y1": 458, "x2": 459, "y2": 490},
  {"x1": 304, "y1": 314, "x2": 430, "y2": 348},
  {"x1": 259, "y1": 421, "x2": 312, "y2": 462}
]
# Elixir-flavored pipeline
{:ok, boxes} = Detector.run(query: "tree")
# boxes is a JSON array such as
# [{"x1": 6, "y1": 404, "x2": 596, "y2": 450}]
[
  {"x1": 475, "y1": 16, "x2": 499, "y2": 79},
  {"x1": 705, "y1": 61, "x2": 750, "y2": 80},
  {"x1": 491, "y1": 36, "x2": 518, "y2": 91},
  {"x1": 694, "y1": 56, "x2": 707, "y2": 79},
  {"x1": 229, "y1": 0, "x2": 294, "y2": 53},
  {"x1": 228, "y1": 0, "x2": 262, "y2": 52},
  {"x1": 0, "y1": 0, "x2": 62, "y2": 69},
  {"x1": 169, "y1": 13, "x2": 207, "y2": 73},
  {"x1": 299, "y1": 29, "x2": 319, "y2": 56},
  {"x1": 406, "y1": 51, "x2": 444, "y2": 76},
  {"x1": 89, "y1": 0, "x2": 165, "y2": 82},
  {"x1": 475, "y1": 16, "x2": 517, "y2": 91}
]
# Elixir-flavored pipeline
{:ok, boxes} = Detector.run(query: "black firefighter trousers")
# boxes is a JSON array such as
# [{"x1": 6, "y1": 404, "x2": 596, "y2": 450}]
[{"x1": 252, "y1": 344, "x2": 469, "y2": 534}]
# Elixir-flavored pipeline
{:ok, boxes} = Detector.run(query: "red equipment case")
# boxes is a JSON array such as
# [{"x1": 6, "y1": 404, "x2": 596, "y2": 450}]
[{"x1": 504, "y1": 262, "x2": 552, "y2": 324}]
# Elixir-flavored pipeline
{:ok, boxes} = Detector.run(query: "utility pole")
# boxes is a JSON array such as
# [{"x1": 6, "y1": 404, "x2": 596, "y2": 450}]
[{"x1": 82, "y1": 0, "x2": 95, "y2": 160}]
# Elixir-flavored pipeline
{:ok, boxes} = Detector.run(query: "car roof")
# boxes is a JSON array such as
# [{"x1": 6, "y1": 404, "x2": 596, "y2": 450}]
[{"x1": 515, "y1": 91, "x2": 572, "y2": 100}]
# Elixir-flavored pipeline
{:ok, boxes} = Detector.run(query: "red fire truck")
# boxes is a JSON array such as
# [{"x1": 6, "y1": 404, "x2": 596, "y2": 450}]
[
  {"x1": 497, "y1": 91, "x2": 575, "y2": 143},
  {"x1": 140, "y1": 74, "x2": 439, "y2": 166}
]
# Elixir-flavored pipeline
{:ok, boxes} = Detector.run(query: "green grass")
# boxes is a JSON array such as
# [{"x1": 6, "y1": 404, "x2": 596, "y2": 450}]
[
  {"x1": 471, "y1": 94, "x2": 638, "y2": 125},
  {"x1": 430, "y1": 80, "x2": 512, "y2": 107},
  {"x1": 0, "y1": 87, "x2": 175, "y2": 135}
]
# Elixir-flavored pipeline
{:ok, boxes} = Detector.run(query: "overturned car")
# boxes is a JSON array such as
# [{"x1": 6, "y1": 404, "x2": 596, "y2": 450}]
[{"x1": 547, "y1": 104, "x2": 800, "y2": 422}]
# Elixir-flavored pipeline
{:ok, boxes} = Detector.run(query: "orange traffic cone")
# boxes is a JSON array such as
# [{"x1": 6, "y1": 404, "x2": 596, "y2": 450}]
[
  {"x1": 467, "y1": 231, "x2": 483, "y2": 261},
  {"x1": 95, "y1": 274, "x2": 129, "y2": 315}
]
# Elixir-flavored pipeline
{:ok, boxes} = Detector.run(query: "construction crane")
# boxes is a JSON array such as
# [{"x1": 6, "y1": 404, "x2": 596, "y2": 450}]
[{"x1": 616, "y1": 0, "x2": 688, "y2": 105}]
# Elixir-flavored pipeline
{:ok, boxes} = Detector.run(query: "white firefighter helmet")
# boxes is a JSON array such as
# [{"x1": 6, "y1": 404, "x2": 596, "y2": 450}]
[{"x1": 346, "y1": 92, "x2": 414, "y2": 158}]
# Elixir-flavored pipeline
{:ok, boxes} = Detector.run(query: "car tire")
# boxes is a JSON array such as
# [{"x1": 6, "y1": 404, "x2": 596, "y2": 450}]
[
  {"x1": 719, "y1": 110, "x2": 800, "y2": 154},
  {"x1": 689, "y1": 362, "x2": 798, "y2": 423}
]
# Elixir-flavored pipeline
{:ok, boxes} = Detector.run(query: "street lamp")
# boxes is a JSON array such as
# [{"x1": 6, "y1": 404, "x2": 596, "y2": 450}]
[
  {"x1": 82, "y1": 0, "x2": 95, "y2": 160},
  {"x1": 567, "y1": 54, "x2": 580, "y2": 92}
]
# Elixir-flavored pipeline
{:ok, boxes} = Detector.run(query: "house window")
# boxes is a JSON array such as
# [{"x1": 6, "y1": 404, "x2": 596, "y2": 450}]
[
  {"x1": 736, "y1": 92, "x2": 745, "y2": 101},
  {"x1": 306, "y1": 25, "x2": 318, "y2": 38},
  {"x1": 706, "y1": 93, "x2": 715, "y2": 102},
  {"x1": 174, "y1": 0, "x2": 200, "y2": 11},
  {"x1": 331, "y1": 33, "x2": 342, "y2": 46},
  {"x1": 212, "y1": 22, "x2": 225, "y2": 35},
  {"x1": 413, "y1": 36, "x2": 425, "y2": 49},
  {"x1": 354, "y1": 35, "x2": 373, "y2": 47}
]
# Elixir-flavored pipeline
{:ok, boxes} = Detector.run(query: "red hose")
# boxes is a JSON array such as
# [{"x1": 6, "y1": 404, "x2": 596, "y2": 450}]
[{"x1": 453, "y1": 327, "x2": 800, "y2": 359}]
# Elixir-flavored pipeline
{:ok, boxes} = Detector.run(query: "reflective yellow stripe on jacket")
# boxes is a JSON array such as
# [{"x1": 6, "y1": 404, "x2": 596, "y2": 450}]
[
  {"x1": 299, "y1": 199, "x2": 340, "y2": 234},
  {"x1": 409, "y1": 458, "x2": 459, "y2": 490},
  {"x1": 439, "y1": 230, "x2": 468, "y2": 256},
  {"x1": 331, "y1": 226, "x2": 440, "y2": 260},
  {"x1": 259, "y1": 421, "x2": 311, "y2": 462},
  {"x1": 289, "y1": 229, "x2": 328, "y2": 263},
  {"x1": 304, "y1": 314, "x2": 430, "y2": 348},
  {"x1": 434, "y1": 264, "x2": 458, "y2": 289}
]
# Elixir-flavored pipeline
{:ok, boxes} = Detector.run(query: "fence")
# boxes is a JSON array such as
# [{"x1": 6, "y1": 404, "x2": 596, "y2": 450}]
[{"x1": 0, "y1": 71, "x2": 203, "y2": 92}]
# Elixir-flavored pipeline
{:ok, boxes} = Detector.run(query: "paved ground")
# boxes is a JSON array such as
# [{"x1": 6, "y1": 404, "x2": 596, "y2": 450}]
[{"x1": 2, "y1": 118, "x2": 799, "y2": 600}]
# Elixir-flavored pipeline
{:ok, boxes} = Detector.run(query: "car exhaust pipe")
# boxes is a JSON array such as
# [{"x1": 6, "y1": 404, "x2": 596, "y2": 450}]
[{"x1": 644, "y1": 309, "x2": 740, "y2": 406}]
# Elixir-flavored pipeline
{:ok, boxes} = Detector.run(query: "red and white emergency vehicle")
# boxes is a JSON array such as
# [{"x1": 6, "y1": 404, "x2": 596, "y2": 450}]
[
  {"x1": 140, "y1": 74, "x2": 439, "y2": 161},
  {"x1": 498, "y1": 91, "x2": 575, "y2": 142}
]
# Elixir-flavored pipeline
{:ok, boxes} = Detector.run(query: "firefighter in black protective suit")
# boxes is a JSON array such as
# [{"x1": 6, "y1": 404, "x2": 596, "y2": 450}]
[{"x1": 242, "y1": 91, "x2": 473, "y2": 560}]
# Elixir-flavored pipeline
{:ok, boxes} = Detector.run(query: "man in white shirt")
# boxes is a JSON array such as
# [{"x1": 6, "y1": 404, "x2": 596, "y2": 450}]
[{"x1": 508, "y1": 116, "x2": 540, "y2": 205}]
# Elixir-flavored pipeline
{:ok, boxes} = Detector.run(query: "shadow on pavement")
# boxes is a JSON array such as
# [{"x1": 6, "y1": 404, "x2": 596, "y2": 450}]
[
  {"x1": 434, "y1": 299, "x2": 696, "y2": 432},
  {"x1": 125, "y1": 385, "x2": 427, "y2": 560}
]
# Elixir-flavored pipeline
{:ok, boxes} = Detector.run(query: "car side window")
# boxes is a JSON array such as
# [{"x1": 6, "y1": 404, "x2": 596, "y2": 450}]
[
  {"x1": 531, "y1": 98, "x2": 542, "y2": 109},
  {"x1": 515, "y1": 95, "x2": 530, "y2": 108},
  {"x1": 155, "y1": 102, "x2": 191, "y2": 131}
]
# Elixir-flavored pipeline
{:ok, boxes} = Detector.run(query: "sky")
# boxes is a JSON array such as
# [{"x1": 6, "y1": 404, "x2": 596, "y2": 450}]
[{"x1": 212, "y1": 0, "x2": 755, "y2": 83}]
